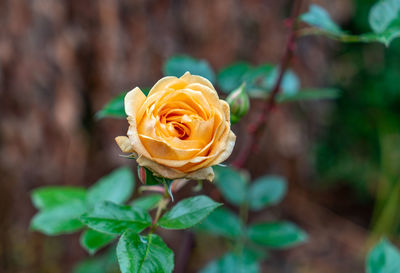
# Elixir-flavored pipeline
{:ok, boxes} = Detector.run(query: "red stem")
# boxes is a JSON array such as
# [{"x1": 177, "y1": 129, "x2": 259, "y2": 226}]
[{"x1": 233, "y1": 0, "x2": 303, "y2": 169}]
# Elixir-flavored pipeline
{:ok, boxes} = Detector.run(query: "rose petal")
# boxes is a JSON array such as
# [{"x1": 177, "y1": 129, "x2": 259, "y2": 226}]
[{"x1": 115, "y1": 136, "x2": 135, "y2": 153}]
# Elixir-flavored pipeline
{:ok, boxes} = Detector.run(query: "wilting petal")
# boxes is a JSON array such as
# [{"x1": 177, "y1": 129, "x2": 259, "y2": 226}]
[{"x1": 115, "y1": 136, "x2": 135, "y2": 153}]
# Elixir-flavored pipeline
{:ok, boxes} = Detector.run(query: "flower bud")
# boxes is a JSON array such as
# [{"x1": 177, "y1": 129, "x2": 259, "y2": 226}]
[
  {"x1": 226, "y1": 83, "x2": 250, "y2": 124},
  {"x1": 138, "y1": 166, "x2": 147, "y2": 184}
]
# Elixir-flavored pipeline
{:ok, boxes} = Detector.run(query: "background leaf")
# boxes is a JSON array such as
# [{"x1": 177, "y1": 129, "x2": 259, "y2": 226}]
[
  {"x1": 217, "y1": 62, "x2": 251, "y2": 93},
  {"x1": 131, "y1": 194, "x2": 163, "y2": 211},
  {"x1": 243, "y1": 65, "x2": 300, "y2": 98},
  {"x1": 80, "y1": 229, "x2": 116, "y2": 255},
  {"x1": 81, "y1": 201, "x2": 151, "y2": 235},
  {"x1": 366, "y1": 238, "x2": 400, "y2": 273},
  {"x1": 87, "y1": 167, "x2": 135, "y2": 207},
  {"x1": 213, "y1": 166, "x2": 248, "y2": 206},
  {"x1": 30, "y1": 200, "x2": 87, "y2": 235},
  {"x1": 195, "y1": 207, "x2": 242, "y2": 239},
  {"x1": 163, "y1": 55, "x2": 216, "y2": 83},
  {"x1": 300, "y1": 4, "x2": 344, "y2": 35},
  {"x1": 117, "y1": 230, "x2": 174, "y2": 273},
  {"x1": 73, "y1": 248, "x2": 118, "y2": 273},
  {"x1": 96, "y1": 92, "x2": 127, "y2": 119},
  {"x1": 199, "y1": 250, "x2": 260, "y2": 273},
  {"x1": 247, "y1": 175, "x2": 287, "y2": 211},
  {"x1": 31, "y1": 186, "x2": 86, "y2": 210},
  {"x1": 158, "y1": 195, "x2": 221, "y2": 229},
  {"x1": 369, "y1": 0, "x2": 400, "y2": 33},
  {"x1": 247, "y1": 221, "x2": 308, "y2": 249}
]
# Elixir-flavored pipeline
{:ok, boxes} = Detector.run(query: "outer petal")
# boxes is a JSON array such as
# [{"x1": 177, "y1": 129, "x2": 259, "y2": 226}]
[
  {"x1": 147, "y1": 76, "x2": 179, "y2": 97},
  {"x1": 186, "y1": 167, "x2": 214, "y2": 181},
  {"x1": 124, "y1": 88, "x2": 152, "y2": 159},
  {"x1": 125, "y1": 87, "x2": 146, "y2": 117},
  {"x1": 115, "y1": 136, "x2": 135, "y2": 153},
  {"x1": 137, "y1": 155, "x2": 214, "y2": 181},
  {"x1": 180, "y1": 71, "x2": 215, "y2": 91}
]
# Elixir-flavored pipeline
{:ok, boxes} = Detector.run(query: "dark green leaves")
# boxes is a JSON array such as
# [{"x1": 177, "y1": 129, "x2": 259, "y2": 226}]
[
  {"x1": 300, "y1": 4, "x2": 344, "y2": 35},
  {"x1": 31, "y1": 186, "x2": 86, "y2": 210},
  {"x1": 217, "y1": 62, "x2": 251, "y2": 93},
  {"x1": 117, "y1": 230, "x2": 174, "y2": 273},
  {"x1": 31, "y1": 200, "x2": 87, "y2": 235},
  {"x1": 81, "y1": 201, "x2": 152, "y2": 235},
  {"x1": 366, "y1": 238, "x2": 400, "y2": 273},
  {"x1": 218, "y1": 64, "x2": 300, "y2": 98},
  {"x1": 80, "y1": 229, "x2": 116, "y2": 255},
  {"x1": 248, "y1": 222, "x2": 307, "y2": 249},
  {"x1": 131, "y1": 194, "x2": 163, "y2": 211},
  {"x1": 195, "y1": 207, "x2": 242, "y2": 239},
  {"x1": 214, "y1": 166, "x2": 287, "y2": 211},
  {"x1": 96, "y1": 92, "x2": 127, "y2": 119},
  {"x1": 87, "y1": 167, "x2": 135, "y2": 207},
  {"x1": 163, "y1": 55, "x2": 216, "y2": 83},
  {"x1": 199, "y1": 250, "x2": 260, "y2": 273},
  {"x1": 30, "y1": 187, "x2": 87, "y2": 235},
  {"x1": 158, "y1": 195, "x2": 222, "y2": 229},
  {"x1": 213, "y1": 166, "x2": 248, "y2": 206},
  {"x1": 247, "y1": 176, "x2": 287, "y2": 211}
]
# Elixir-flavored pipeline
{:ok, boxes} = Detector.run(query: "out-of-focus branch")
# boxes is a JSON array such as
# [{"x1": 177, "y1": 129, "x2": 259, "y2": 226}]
[{"x1": 233, "y1": 0, "x2": 303, "y2": 169}]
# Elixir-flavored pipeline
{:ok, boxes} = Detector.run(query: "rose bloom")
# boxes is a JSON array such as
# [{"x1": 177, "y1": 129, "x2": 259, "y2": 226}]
[{"x1": 115, "y1": 72, "x2": 236, "y2": 181}]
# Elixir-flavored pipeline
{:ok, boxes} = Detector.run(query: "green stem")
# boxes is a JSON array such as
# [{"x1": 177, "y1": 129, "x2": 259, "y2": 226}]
[
  {"x1": 297, "y1": 27, "x2": 364, "y2": 43},
  {"x1": 150, "y1": 196, "x2": 170, "y2": 233}
]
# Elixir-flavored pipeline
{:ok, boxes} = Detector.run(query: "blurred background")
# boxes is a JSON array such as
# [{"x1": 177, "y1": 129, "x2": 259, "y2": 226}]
[{"x1": 1, "y1": 0, "x2": 399, "y2": 272}]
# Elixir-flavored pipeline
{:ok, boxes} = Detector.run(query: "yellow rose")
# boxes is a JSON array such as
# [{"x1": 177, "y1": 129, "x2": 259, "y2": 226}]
[{"x1": 115, "y1": 72, "x2": 236, "y2": 181}]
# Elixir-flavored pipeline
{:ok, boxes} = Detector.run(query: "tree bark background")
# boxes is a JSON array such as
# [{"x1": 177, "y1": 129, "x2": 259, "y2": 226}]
[{"x1": 0, "y1": 0, "x2": 364, "y2": 272}]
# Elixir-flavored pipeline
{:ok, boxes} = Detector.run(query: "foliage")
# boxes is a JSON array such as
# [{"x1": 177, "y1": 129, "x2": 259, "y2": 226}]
[
  {"x1": 31, "y1": 2, "x2": 400, "y2": 271},
  {"x1": 195, "y1": 166, "x2": 307, "y2": 272},
  {"x1": 300, "y1": 1, "x2": 400, "y2": 46},
  {"x1": 30, "y1": 167, "x2": 221, "y2": 273},
  {"x1": 366, "y1": 238, "x2": 400, "y2": 273}
]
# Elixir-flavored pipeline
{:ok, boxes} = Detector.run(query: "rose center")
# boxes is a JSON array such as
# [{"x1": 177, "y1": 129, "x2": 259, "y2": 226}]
[{"x1": 172, "y1": 122, "x2": 190, "y2": 140}]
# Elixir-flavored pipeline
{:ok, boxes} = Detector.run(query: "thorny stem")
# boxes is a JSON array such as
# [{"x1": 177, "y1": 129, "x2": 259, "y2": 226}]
[{"x1": 233, "y1": 0, "x2": 303, "y2": 169}]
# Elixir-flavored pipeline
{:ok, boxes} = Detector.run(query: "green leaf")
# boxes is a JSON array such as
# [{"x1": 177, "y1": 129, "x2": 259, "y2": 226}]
[
  {"x1": 80, "y1": 201, "x2": 152, "y2": 235},
  {"x1": 199, "y1": 250, "x2": 260, "y2": 273},
  {"x1": 117, "y1": 230, "x2": 174, "y2": 273},
  {"x1": 243, "y1": 65, "x2": 300, "y2": 98},
  {"x1": 96, "y1": 92, "x2": 127, "y2": 119},
  {"x1": 31, "y1": 186, "x2": 86, "y2": 210},
  {"x1": 217, "y1": 62, "x2": 251, "y2": 93},
  {"x1": 300, "y1": 4, "x2": 344, "y2": 35},
  {"x1": 195, "y1": 207, "x2": 242, "y2": 239},
  {"x1": 369, "y1": 0, "x2": 400, "y2": 34},
  {"x1": 87, "y1": 167, "x2": 135, "y2": 207},
  {"x1": 73, "y1": 249, "x2": 118, "y2": 273},
  {"x1": 80, "y1": 229, "x2": 116, "y2": 255},
  {"x1": 131, "y1": 194, "x2": 163, "y2": 211},
  {"x1": 30, "y1": 200, "x2": 86, "y2": 235},
  {"x1": 248, "y1": 221, "x2": 308, "y2": 249},
  {"x1": 213, "y1": 165, "x2": 248, "y2": 206},
  {"x1": 163, "y1": 55, "x2": 216, "y2": 83},
  {"x1": 243, "y1": 64, "x2": 274, "y2": 94},
  {"x1": 277, "y1": 88, "x2": 341, "y2": 103},
  {"x1": 359, "y1": 29, "x2": 400, "y2": 47},
  {"x1": 158, "y1": 195, "x2": 222, "y2": 229},
  {"x1": 366, "y1": 238, "x2": 400, "y2": 273},
  {"x1": 247, "y1": 175, "x2": 287, "y2": 211}
]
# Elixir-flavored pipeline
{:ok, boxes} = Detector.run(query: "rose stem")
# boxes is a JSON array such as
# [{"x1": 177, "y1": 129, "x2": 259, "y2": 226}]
[{"x1": 232, "y1": 0, "x2": 303, "y2": 169}]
